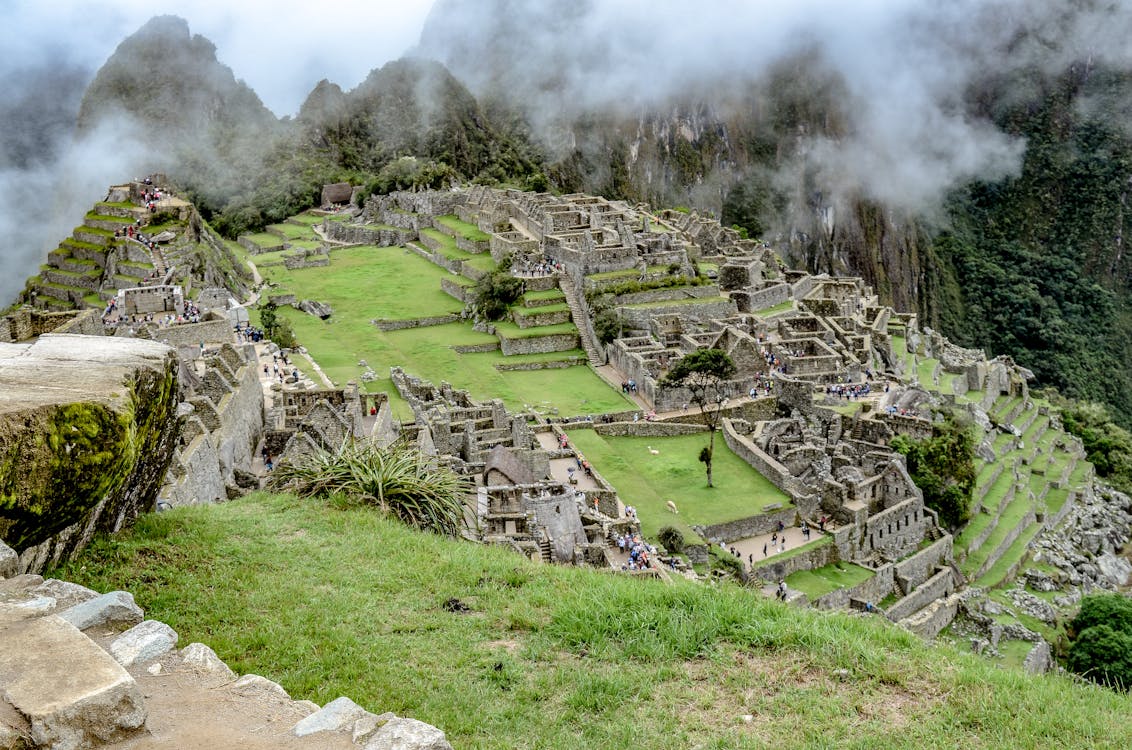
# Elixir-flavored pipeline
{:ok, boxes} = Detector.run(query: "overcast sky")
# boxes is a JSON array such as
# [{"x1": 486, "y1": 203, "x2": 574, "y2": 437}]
[{"x1": 7, "y1": 0, "x2": 436, "y2": 115}]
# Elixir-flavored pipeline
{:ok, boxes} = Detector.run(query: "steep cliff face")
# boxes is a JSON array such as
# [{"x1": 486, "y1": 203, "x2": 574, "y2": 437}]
[{"x1": 0, "y1": 334, "x2": 181, "y2": 573}]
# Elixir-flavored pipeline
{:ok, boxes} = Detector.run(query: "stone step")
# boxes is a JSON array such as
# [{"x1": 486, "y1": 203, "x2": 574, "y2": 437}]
[{"x1": 0, "y1": 605, "x2": 146, "y2": 748}]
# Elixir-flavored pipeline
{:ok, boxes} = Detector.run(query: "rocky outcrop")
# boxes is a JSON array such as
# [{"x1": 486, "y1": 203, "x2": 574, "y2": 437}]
[
  {"x1": 0, "y1": 334, "x2": 181, "y2": 574},
  {"x1": 0, "y1": 573, "x2": 454, "y2": 750}
]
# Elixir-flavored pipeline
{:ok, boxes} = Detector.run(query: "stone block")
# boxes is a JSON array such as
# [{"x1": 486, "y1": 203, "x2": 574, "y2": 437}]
[
  {"x1": 180, "y1": 642, "x2": 236, "y2": 680},
  {"x1": 0, "y1": 540, "x2": 15, "y2": 579},
  {"x1": 0, "y1": 575, "x2": 43, "y2": 595},
  {"x1": 232, "y1": 674, "x2": 290, "y2": 700},
  {"x1": 292, "y1": 696, "x2": 369, "y2": 737},
  {"x1": 353, "y1": 712, "x2": 397, "y2": 744},
  {"x1": 362, "y1": 717, "x2": 453, "y2": 750},
  {"x1": 0, "y1": 610, "x2": 146, "y2": 749},
  {"x1": 30, "y1": 579, "x2": 99, "y2": 610},
  {"x1": 58, "y1": 591, "x2": 143, "y2": 631},
  {"x1": 109, "y1": 619, "x2": 178, "y2": 667}
]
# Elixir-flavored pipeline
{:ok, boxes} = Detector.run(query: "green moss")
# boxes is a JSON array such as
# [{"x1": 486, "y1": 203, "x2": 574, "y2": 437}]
[{"x1": 0, "y1": 357, "x2": 179, "y2": 551}]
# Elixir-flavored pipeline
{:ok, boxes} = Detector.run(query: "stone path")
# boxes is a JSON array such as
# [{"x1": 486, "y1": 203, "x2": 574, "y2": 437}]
[{"x1": 728, "y1": 526, "x2": 824, "y2": 570}]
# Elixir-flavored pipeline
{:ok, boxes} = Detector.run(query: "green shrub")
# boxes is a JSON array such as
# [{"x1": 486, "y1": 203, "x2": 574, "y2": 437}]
[
  {"x1": 270, "y1": 438, "x2": 472, "y2": 536},
  {"x1": 593, "y1": 308, "x2": 626, "y2": 345},
  {"x1": 657, "y1": 526, "x2": 685, "y2": 554},
  {"x1": 472, "y1": 269, "x2": 524, "y2": 321},
  {"x1": 890, "y1": 411, "x2": 976, "y2": 529}
]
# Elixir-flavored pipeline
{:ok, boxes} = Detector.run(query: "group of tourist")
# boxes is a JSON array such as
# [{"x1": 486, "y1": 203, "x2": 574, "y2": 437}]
[
  {"x1": 826, "y1": 382, "x2": 872, "y2": 400},
  {"x1": 619, "y1": 379, "x2": 639, "y2": 393},
  {"x1": 760, "y1": 346, "x2": 789, "y2": 375},
  {"x1": 514, "y1": 257, "x2": 563, "y2": 277},
  {"x1": 617, "y1": 533, "x2": 658, "y2": 571},
  {"x1": 235, "y1": 324, "x2": 267, "y2": 343}
]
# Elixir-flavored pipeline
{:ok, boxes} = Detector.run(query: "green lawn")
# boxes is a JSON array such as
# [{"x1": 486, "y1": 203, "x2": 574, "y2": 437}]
[
  {"x1": 787, "y1": 561, "x2": 874, "y2": 600},
  {"x1": 53, "y1": 493, "x2": 1132, "y2": 750},
  {"x1": 564, "y1": 431, "x2": 792, "y2": 542},
  {"x1": 753, "y1": 300, "x2": 795, "y2": 317},
  {"x1": 420, "y1": 228, "x2": 497, "y2": 272},
  {"x1": 258, "y1": 245, "x2": 462, "y2": 322},
  {"x1": 271, "y1": 309, "x2": 631, "y2": 421},
  {"x1": 268, "y1": 223, "x2": 319, "y2": 241},
  {"x1": 436, "y1": 214, "x2": 490, "y2": 242},
  {"x1": 244, "y1": 232, "x2": 285, "y2": 249}
]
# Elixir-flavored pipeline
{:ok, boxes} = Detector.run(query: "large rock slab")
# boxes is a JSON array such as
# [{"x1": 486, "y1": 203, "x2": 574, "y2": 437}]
[
  {"x1": 58, "y1": 591, "x2": 143, "y2": 632},
  {"x1": 180, "y1": 642, "x2": 236, "y2": 680},
  {"x1": 362, "y1": 717, "x2": 453, "y2": 750},
  {"x1": 108, "y1": 619, "x2": 178, "y2": 667},
  {"x1": 0, "y1": 334, "x2": 181, "y2": 574},
  {"x1": 0, "y1": 608, "x2": 146, "y2": 749},
  {"x1": 0, "y1": 540, "x2": 16, "y2": 579},
  {"x1": 292, "y1": 696, "x2": 369, "y2": 737}
]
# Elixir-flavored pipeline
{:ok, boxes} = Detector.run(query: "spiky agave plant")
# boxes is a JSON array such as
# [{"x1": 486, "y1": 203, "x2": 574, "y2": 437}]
[{"x1": 271, "y1": 438, "x2": 472, "y2": 536}]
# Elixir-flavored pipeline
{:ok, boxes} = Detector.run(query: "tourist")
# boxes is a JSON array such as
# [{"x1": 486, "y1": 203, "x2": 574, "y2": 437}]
[{"x1": 777, "y1": 581, "x2": 787, "y2": 601}]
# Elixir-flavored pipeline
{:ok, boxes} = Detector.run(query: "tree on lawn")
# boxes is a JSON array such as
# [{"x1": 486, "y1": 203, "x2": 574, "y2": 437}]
[{"x1": 661, "y1": 348, "x2": 737, "y2": 487}]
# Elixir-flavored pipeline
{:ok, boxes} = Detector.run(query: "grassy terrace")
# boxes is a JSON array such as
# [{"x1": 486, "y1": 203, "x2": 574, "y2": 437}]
[
  {"x1": 436, "y1": 214, "x2": 490, "y2": 242},
  {"x1": 522, "y1": 289, "x2": 565, "y2": 302},
  {"x1": 621, "y1": 296, "x2": 725, "y2": 309},
  {"x1": 253, "y1": 242, "x2": 630, "y2": 419},
  {"x1": 494, "y1": 320, "x2": 578, "y2": 339},
  {"x1": 268, "y1": 222, "x2": 319, "y2": 241},
  {"x1": 419, "y1": 228, "x2": 497, "y2": 273},
  {"x1": 54, "y1": 493, "x2": 1132, "y2": 750},
  {"x1": 753, "y1": 300, "x2": 795, "y2": 317},
  {"x1": 565, "y1": 431, "x2": 791, "y2": 543},
  {"x1": 786, "y1": 561, "x2": 873, "y2": 600},
  {"x1": 244, "y1": 232, "x2": 285, "y2": 249},
  {"x1": 85, "y1": 211, "x2": 133, "y2": 224},
  {"x1": 511, "y1": 303, "x2": 570, "y2": 316},
  {"x1": 587, "y1": 266, "x2": 677, "y2": 283}
]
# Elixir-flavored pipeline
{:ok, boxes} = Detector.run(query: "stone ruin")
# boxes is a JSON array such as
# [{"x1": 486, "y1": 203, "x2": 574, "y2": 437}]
[{"x1": 390, "y1": 367, "x2": 638, "y2": 567}]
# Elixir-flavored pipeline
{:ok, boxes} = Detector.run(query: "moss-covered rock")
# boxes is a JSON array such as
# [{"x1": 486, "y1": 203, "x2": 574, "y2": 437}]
[{"x1": 0, "y1": 334, "x2": 181, "y2": 571}]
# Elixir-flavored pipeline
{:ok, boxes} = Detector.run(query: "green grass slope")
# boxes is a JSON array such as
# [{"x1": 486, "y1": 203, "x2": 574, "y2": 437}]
[{"x1": 55, "y1": 493, "x2": 1132, "y2": 750}]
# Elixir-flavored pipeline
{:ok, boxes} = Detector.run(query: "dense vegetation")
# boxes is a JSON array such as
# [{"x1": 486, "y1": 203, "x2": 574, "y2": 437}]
[
  {"x1": 924, "y1": 66, "x2": 1132, "y2": 427},
  {"x1": 1057, "y1": 398, "x2": 1132, "y2": 493},
  {"x1": 1067, "y1": 593, "x2": 1132, "y2": 691},
  {"x1": 52, "y1": 493, "x2": 1132, "y2": 748},
  {"x1": 270, "y1": 439, "x2": 470, "y2": 536},
  {"x1": 891, "y1": 413, "x2": 977, "y2": 530}
]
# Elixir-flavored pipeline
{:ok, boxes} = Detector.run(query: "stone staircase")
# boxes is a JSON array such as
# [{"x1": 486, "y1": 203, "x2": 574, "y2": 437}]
[
  {"x1": 0, "y1": 570, "x2": 452, "y2": 750},
  {"x1": 557, "y1": 274, "x2": 605, "y2": 366}
]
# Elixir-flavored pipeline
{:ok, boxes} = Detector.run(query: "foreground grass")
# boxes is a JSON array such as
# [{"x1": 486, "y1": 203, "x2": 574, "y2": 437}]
[
  {"x1": 55, "y1": 493, "x2": 1132, "y2": 749},
  {"x1": 565, "y1": 431, "x2": 792, "y2": 542}
]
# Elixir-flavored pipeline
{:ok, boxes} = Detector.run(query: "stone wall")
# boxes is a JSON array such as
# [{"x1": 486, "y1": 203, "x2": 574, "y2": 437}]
[
  {"x1": 498, "y1": 332, "x2": 580, "y2": 355},
  {"x1": 617, "y1": 298, "x2": 737, "y2": 328},
  {"x1": 149, "y1": 318, "x2": 232, "y2": 348},
  {"x1": 0, "y1": 308, "x2": 100, "y2": 343},
  {"x1": 721, "y1": 419, "x2": 807, "y2": 501},
  {"x1": 325, "y1": 222, "x2": 416, "y2": 247},
  {"x1": 748, "y1": 538, "x2": 838, "y2": 583},
  {"x1": 698, "y1": 506, "x2": 800, "y2": 544},
  {"x1": 609, "y1": 285, "x2": 721, "y2": 307},
  {"x1": 164, "y1": 349, "x2": 264, "y2": 508},
  {"x1": 893, "y1": 535, "x2": 953, "y2": 591},
  {"x1": 373, "y1": 314, "x2": 460, "y2": 331},
  {"x1": 812, "y1": 564, "x2": 895, "y2": 610},
  {"x1": 863, "y1": 498, "x2": 926, "y2": 559},
  {"x1": 886, "y1": 568, "x2": 955, "y2": 622},
  {"x1": 441, "y1": 278, "x2": 472, "y2": 302},
  {"x1": 593, "y1": 421, "x2": 708, "y2": 437}
]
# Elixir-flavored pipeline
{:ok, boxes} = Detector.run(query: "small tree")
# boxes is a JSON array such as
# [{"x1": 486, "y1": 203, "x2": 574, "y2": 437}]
[
  {"x1": 1067, "y1": 594, "x2": 1132, "y2": 691},
  {"x1": 891, "y1": 412, "x2": 976, "y2": 530},
  {"x1": 661, "y1": 348, "x2": 737, "y2": 487},
  {"x1": 472, "y1": 269, "x2": 524, "y2": 321}
]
